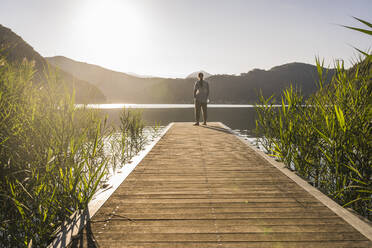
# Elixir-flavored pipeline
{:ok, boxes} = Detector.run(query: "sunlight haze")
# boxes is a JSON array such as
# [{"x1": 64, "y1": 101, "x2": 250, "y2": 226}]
[{"x1": 1, "y1": 0, "x2": 371, "y2": 77}]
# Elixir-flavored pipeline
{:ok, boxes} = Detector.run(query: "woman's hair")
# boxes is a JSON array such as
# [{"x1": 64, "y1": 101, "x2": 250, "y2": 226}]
[{"x1": 198, "y1": 72, "x2": 204, "y2": 86}]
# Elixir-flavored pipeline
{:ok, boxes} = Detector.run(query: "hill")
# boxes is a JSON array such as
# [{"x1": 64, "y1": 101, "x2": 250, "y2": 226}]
[
  {"x1": 0, "y1": 24, "x2": 106, "y2": 103},
  {"x1": 47, "y1": 56, "x2": 334, "y2": 104},
  {"x1": 186, "y1": 70, "x2": 213, "y2": 79},
  {"x1": 46, "y1": 56, "x2": 163, "y2": 103},
  {"x1": 126, "y1": 72, "x2": 154, "y2": 78}
]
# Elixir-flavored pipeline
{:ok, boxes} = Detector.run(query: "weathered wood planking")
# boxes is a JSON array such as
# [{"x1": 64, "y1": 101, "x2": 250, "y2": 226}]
[{"x1": 70, "y1": 122, "x2": 372, "y2": 248}]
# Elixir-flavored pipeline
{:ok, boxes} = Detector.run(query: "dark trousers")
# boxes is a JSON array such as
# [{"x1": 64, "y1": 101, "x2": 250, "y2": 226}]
[{"x1": 195, "y1": 101, "x2": 207, "y2": 123}]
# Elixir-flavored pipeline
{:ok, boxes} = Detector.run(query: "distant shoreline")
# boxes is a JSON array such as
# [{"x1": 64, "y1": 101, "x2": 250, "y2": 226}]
[{"x1": 76, "y1": 103, "x2": 284, "y2": 109}]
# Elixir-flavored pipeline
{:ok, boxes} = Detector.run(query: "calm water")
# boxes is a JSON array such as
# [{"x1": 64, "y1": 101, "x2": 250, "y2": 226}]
[{"x1": 83, "y1": 104, "x2": 260, "y2": 137}]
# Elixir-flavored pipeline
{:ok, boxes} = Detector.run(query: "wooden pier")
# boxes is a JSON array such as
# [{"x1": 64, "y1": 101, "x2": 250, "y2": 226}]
[{"x1": 70, "y1": 122, "x2": 372, "y2": 248}]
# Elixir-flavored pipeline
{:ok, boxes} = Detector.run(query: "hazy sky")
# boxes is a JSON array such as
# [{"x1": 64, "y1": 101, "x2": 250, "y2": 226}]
[{"x1": 1, "y1": 0, "x2": 371, "y2": 78}]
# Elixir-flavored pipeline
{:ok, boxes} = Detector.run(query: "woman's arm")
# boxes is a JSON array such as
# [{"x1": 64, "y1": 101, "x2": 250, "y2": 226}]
[
  {"x1": 193, "y1": 82, "x2": 198, "y2": 98},
  {"x1": 206, "y1": 82, "x2": 210, "y2": 99}
]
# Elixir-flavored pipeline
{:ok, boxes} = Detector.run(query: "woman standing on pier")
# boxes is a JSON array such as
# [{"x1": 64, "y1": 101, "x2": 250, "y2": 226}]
[{"x1": 193, "y1": 72, "x2": 210, "y2": 126}]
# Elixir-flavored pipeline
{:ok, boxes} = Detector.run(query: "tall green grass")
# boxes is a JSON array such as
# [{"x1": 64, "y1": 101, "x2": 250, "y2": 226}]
[
  {"x1": 255, "y1": 18, "x2": 371, "y2": 219},
  {"x1": 108, "y1": 108, "x2": 146, "y2": 172},
  {"x1": 0, "y1": 57, "x2": 147, "y2": 247}
]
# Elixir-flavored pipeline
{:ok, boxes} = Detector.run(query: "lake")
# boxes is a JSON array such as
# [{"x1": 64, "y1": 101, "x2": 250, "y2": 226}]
[{"x1": 82, "y1": 104, "x2": 260, "y2": 137}]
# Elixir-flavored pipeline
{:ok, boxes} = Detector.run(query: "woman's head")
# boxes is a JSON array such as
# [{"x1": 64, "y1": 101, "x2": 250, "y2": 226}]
[{"x1": 198, "y1": 72, "x2": 204, "y2": 80}]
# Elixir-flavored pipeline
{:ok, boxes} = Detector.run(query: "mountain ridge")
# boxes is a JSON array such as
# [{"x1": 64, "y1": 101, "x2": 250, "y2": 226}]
[
  {"x1": 186, "y1": 70, "x2": 213, "y2": 79},
  {"x1": 47, "y1": 56, "x2": 335, "y2": 104},
  {"x1": 0, "y1": 24, "x2": 106, "y2": 103}
]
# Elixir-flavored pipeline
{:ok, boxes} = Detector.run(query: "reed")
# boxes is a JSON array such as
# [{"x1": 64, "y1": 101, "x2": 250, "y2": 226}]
[
  {"x1": 0, "y1": 58, "x2": 147, "y2": 247},
  {"x1": 255, "y1": 18, "x2": 371, "y2": 220},
  {"x1": 107, "y1": 108, "x2": 146, "y2": 172}
]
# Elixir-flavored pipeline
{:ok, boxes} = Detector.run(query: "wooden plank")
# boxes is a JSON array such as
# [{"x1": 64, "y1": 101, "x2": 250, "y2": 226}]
[
  {"x1": 75, "y1": 241, "x2": 372, "y2": 248},
  {"x1": 69, "y1": 122, "x2": 371, "y2": 247}
]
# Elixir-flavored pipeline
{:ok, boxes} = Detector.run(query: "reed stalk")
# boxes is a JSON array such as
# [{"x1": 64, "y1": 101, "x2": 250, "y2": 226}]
[
  {"x1": 0, "y1": 58, "x2": 148, "y2": 247},
  {"x1": 255, "y1": 18, "x2": 371, "y2": 220}
]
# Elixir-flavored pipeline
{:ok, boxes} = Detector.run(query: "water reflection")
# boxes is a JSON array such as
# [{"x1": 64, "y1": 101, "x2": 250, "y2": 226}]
[
  {"x1": 79, "y1": 103, "x2": 259, "y2": 109},
  {"x1": 78, "y1": 104, "x2": 263, "y2": 136}
]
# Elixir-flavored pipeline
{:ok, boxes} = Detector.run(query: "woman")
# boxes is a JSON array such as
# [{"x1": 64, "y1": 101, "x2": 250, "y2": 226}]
[{"x1": 193, "y1": 72, "x2": 209, "y2": 126}]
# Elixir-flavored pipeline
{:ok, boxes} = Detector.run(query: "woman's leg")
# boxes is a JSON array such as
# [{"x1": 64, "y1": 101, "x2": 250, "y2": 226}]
[
  {"x1": 201, "y1": 103, "x2": 207, "y2": 124},
  {"x1": 194, "y1": 101, "x2": 201, "y2": 124}
]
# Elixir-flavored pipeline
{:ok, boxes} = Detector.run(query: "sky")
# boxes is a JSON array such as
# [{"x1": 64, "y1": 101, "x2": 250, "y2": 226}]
[{"x1": 1, "y1": 0, "x2": 371, "y2": 78}]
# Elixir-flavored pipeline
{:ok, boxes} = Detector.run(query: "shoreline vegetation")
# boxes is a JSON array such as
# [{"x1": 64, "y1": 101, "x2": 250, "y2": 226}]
[
  {"x1": 0, "y1": 57, "x2": 156, "y2": 247},
  {"x1": 255, "y1": 18, "x2": 371, "y2": 221}
]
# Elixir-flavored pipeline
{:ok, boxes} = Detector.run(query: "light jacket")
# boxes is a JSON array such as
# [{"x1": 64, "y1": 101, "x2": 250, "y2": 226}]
[{"x1": 193, "y1": 80, "x2": 209, "y2": 103}]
